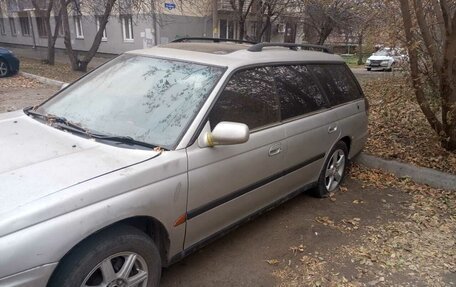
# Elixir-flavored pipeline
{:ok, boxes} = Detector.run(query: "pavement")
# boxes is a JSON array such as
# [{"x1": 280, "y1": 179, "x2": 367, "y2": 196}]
[{"x1": 160, "y1": 178, "x2": 410, "y2": 286}]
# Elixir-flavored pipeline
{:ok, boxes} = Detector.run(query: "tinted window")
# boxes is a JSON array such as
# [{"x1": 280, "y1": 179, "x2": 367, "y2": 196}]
[
  {"x1": 308, "y1": 64, "x2": 363, "y2": 106},
  {"x1": 272, "y1": 65, "x2": 327, "y2": 120},
  {"x1": 209, "y1": 67, "x2": 279, "y2": 130}
]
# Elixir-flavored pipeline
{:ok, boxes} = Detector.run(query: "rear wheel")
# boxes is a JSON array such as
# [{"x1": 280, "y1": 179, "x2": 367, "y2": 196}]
[
  {"x1": 0, "y1": 59, "x2": 9, "y2": 77},
  {"x1": 366, "y1": 68, "x2": 371, "y2": 71},
  {"x1": 313, "y1": 141, "x2": 348, "y2": 198},
  {"x1": 48, "y1": 225, "x2": 161, "y2": 287}
]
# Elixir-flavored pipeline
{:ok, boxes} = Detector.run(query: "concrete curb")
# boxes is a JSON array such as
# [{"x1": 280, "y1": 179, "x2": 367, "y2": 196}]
[
  {"x1": 19, "y1": 71, "x2": 66, "y2": 88},
  {"x1": 354, "y1": 153, "x2": 456, "y2": 191}
]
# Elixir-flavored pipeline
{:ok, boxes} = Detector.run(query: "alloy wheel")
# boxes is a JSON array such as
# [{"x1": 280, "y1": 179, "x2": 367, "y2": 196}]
[
  {"x1": 0, "y1": 62, "x2": 8, "y2": 77},
  {"x1": 324, "y1": 149, "x2": 345, "y2": 192},
  {"x1": 81, "y1": 252, "x2": 148, "y2": 287}
]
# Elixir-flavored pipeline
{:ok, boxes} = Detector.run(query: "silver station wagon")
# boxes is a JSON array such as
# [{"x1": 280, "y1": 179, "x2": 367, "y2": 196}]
[{"x1": 0, "y1": 39, "x2": 368, "y2": 287}]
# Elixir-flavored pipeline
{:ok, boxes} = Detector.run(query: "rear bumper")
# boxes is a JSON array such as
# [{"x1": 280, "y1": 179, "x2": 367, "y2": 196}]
[
  {"x1": 0, "y1": 263, "x2": 57, "y2": 287},
  {"x1": 349, "y1": 131, "x2": 368, "y2": 159}
]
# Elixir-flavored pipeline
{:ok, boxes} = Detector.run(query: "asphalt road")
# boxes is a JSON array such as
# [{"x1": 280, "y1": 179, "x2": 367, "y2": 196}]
[{"x1": 160, "y1": 178, "x2": 411, "y2": 286}]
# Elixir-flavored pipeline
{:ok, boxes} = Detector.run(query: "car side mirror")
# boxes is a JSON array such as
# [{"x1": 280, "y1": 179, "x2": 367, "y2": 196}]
[{"x1": 204, "y1": 121, "x2": 249, "y2": 147}]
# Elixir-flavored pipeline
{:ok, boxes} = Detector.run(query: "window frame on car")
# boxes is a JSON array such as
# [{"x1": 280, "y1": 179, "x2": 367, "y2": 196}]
[
  {"x1": 207, "y1": 65, "x2": 282, "y2": 133},
  {"x1": 186, "y1": 61, "x2": 364, "y2": 148},
  {"x1": 306, "y1": 63, "x2": 365, "y2": 109}
]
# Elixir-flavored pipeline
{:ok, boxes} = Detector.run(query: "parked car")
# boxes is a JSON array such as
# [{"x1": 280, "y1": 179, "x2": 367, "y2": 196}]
[
  {"x1": 0, "y1": 48, "x2": 20, "y2": 77},
  {"x1": 0, "y1": 39, "x2": 368, "y2": 287},
  {"x1": 365, "y1": 47, "x2": 407, "y2": 71}
]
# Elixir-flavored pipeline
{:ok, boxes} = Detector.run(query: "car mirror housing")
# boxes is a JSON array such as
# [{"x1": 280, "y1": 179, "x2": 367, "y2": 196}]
[{"x1": 204, "y1": 121, "x2": 249, "y2": 147}]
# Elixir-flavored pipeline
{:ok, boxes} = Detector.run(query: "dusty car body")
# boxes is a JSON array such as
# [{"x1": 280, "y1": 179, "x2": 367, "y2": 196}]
[{"x1": 0, "y1": 40, "x2": 368, "y2": 286}]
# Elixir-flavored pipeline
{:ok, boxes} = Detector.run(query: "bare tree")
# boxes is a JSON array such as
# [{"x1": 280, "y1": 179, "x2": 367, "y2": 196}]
[
  {"x1": 348, "y1": 0, "x2": 384, "y2": 64},
  {"x1": 399, "y1": 0, "x2": 456, "y2": 150},
  {"x1": 30, "y1": 0, "x2": 68, "y2": 65},
  {"x1": 59, "y1": 0, "x2": 118, "y2": 72},
  {"x1": 229, "y1": 0, "x2": 257, "y2": 40},
  {"x1": 252, "y1": 0, "x2": 297, "y2": 42},
  {"x1": 60, "y1": 0, "x2": 156, "y2": 72},
  {"x1": 299, "y1": 0, "x2": 355, "y2": 45}
]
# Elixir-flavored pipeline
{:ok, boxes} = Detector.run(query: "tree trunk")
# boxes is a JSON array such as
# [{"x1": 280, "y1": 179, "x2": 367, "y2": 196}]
[
  {"x1": 79, "y1": 0, "x2": 116, "y2": 72},
  {"x1": 60, "y1": 0, "x2": 79, "y2": 71},
  {"x1": 357, "y1": 31, "x2": 363, "y2": 65},
  {"x1": 439, "y1": 5, "x2": 456, "y2": 150},
  {"x1": 239, "y1": 19, "x2": 245, "y2": 40},
  {"x1": 317, "y1": 19, "x2": 333, "y2": 45},
  {"x1": 399, "y1": 0, "x2": 448, "y2": 147}
]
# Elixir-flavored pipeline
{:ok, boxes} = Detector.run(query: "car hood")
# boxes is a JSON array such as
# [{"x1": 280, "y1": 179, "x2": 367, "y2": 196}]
[
  {"x1": 368, "y1": 55, "x2": 393, "y2": 61},
  {"x1": 0, "y1": 111, "x2": 158, "y2": 217}
]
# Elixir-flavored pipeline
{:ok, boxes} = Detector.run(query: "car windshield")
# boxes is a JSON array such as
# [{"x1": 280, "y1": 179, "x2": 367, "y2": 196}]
[
  {"x1": 37, "y1": 54, "x2": 225, "y2": 149},
  {"x1": 373, "y1": 50, "x2": 392, "y2": 56}
]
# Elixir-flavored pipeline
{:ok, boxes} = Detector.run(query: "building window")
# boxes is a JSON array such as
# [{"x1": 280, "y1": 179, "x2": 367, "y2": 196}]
[
  {"x1": 19, "y1": 15, "x2": 30, "y2": 36},
  {"x1": 121, "y1": 15, "x2": 134, "y2": 42},
  {"x1": 9, "y1": 18, "x2": 17, "y2": 36},
  {"x1": 96, "y1": 16, "x2": 107, "y2": 41},
  {"x1": 219, "y1": 19, "x2": 235, "y2": 39},
  {"x1": 36, "y1": 16, "x2": 48, "y2": 38},
  {"x1": 0, "y1": 18, "x2": 6, "y2": 35},
  {"x1": 74, "y1": 15, "x2": 84, "y2": 39}
]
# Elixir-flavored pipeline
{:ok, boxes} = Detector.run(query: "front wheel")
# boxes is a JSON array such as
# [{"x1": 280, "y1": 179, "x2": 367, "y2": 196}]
[
  {"x1": 48, "y1": 225, "x2": 162, "y2": 287},
  {"x1": 0, "y1": 59, "x2": 9, "y2": 78},
  {"x1": 313, "y1": 141, "x2": 348, "y2": 198}
]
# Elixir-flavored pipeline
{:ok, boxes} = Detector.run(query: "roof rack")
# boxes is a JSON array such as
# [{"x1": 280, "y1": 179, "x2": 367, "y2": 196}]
[
  {"x1": 172, "y1": 37, "x2": 257, "y2": 45},
  {"x1": 248, "y1": 43, "x2": 333, "y2": 54}
]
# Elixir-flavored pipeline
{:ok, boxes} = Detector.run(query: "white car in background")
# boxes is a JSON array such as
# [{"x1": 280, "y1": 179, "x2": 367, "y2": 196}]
[{"x1": 365, "y1": 48, "x2": 407, "y2": 71}]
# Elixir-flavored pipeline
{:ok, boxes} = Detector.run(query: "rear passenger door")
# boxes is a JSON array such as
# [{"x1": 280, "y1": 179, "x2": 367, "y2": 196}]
[
  {"x1": 307, "y1": 64, "x2": 367, "y2": 158},
  {"x1": 270, "y1": 65, "x2": 338, "y2": 192}
]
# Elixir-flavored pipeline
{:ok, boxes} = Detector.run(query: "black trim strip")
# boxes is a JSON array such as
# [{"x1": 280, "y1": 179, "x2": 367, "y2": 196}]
[
  {"x1": 186, "y1": 153, "x2": 325, "y2": 220},
  {"x1": 167, "y1": 181, "x2": 317, "y2": 267}
]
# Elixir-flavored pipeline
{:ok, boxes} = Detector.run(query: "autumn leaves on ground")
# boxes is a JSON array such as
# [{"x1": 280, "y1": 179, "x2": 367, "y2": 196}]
[
  {"x1": 362, "y1": 76, "x2": 456, "y2": 175},
  {"x1": 271, "y1": 76, "x2": 455, "y2": 286},
  {"x1": 272, "y1": 164, "x2": 455, "y2": 287}
]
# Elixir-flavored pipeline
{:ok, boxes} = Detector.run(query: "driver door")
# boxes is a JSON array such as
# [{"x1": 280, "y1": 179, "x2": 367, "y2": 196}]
[{"x1": 184, "y1": 67, "x2": 287, "y2": 248}]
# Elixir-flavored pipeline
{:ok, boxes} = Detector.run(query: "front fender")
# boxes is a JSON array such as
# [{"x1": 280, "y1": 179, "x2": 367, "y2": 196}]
[{"x1": 0, "y1": 151, "x2": 188, "y2": 280}]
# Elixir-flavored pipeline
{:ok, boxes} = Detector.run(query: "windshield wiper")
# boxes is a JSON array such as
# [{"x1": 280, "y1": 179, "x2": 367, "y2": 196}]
[
  {"x1": 89, "y1": 134, "x2": 164, "y2": 149},
  {"x1": 24, "y1": 107, "x2": 90, "y2": 135},
  {"x1": 24, "y1": 107, "x2": 165, "y2": 150}
]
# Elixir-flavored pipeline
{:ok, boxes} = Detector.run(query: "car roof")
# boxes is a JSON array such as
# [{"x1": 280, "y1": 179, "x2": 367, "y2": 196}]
[{"x1": 126, "y1": 42, "x2": 344, "y2": 68}]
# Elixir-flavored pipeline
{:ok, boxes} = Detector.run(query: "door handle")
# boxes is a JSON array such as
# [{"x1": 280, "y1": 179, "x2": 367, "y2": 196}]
[
  {"x1": 268, "y1": 144, "x2": 282, "y2": 157},
  {"x1": 328, "y1": 125, "x2": 338, "y2": 134}
]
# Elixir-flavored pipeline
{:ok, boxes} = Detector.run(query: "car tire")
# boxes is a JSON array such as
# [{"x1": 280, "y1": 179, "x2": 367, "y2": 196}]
[
  {"x1": 0, "y1": 59, "x2": 9, "y2": 78},
  {"x1": 366, "y1": 68, "x2": 371, "y2": 71},
  {"x1": 48, "y1": 225, "x2": 162, "y2": 287},
  {"x1": 312, "y1": 141, "x2": 348, "y2": 198}
]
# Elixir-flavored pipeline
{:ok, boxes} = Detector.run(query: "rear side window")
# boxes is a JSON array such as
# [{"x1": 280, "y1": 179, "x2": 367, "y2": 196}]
[
  {"x1": 308, "y1": 64, "x2": 363, "y2": 106},
  {"x1": 271, "y1": 65, "x2": 327, "y2": 120},
  {"x1": 209, "y1": 67, "x2": 279, "y2": 130}
]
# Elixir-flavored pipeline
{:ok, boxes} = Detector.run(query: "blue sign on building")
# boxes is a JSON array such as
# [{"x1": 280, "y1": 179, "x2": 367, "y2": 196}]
[{"x1": 164, "y1": 3, "x2": 176, "y2": 10}]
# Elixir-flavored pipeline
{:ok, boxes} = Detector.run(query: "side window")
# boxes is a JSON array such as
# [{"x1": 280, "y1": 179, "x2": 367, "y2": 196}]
[
  {"x1": 272, "y1": 65, "x2": 327, "y2": 120},
  {"x1": 308, "y1": 64, "x2": 362, "y2": 106},
  {"x1": 209, "y1": 67, "x2": 279, "y2": 130}
]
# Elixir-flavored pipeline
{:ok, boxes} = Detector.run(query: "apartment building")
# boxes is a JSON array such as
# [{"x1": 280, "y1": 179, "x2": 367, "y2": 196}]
[
  {"x1": 0, "y1": 0, "x2": 212, "y2": 54},
  {"x1": 0, "y1": 0, "x2": 301, "y2": 55}
]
